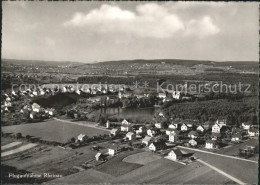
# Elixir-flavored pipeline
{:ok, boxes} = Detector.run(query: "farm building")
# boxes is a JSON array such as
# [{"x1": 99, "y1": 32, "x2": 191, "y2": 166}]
[
  {"x1": 126, "y1": 132, "x2": 136, "y2": 141},
  {"x1": 168, "y1": 149, "x2": 183, "y2": 160},
  {"x1": 95, "y1": 152, "x2": 106, "y2": 161},
  {"x1": 77, "y1": 134, "x2": 88, "y2": 142},
  {"x1": 142, "y1": 136, "x2": 152, "y2": 146},
  {"x1": 149, "y1": 141, "x2": 166, "y2": 152},
  {"x1": 108, "y1": 144, "x2": 120, "y2": 156},
  {"x1": 110, "y1": 129, "x2": 119, "y2": 136}
]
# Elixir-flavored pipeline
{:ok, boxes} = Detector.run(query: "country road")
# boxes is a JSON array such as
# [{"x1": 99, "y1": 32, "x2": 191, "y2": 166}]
[
  {"x1": 53, "y1": 118, "x2": 109, "y2": 132},
  {"x1": 177, "y1": 145, "x2": 257, "y2": 163}
]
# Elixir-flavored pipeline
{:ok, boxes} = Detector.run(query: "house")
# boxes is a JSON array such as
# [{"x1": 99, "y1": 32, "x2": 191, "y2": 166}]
[
  {"x1": 189, "y1": 139, "x2": 197, "y2": 147},
  {"x1": 166, "y1": 128, "x2": 176, "y2": 135},
  {"x1": 242, "y1": 122, "x2": 251, "y2": 130},
  {"x1": 136, "y1": 126, "x2": 146, "y2": 135},
  {"x1": 169, "y1": 133, "x2": 178, "y2": 142},
  {"x1": 48, "y1": 108, "x2": 55, "y2": 116},
  {"x1": 205, "y1": 140, "x2": 216, "y2": 149},
  {"x1": 108, "y1": 144, "x2": 120, "y2": 156},
  {"x1": 168, "y1": 123, "x2": 178, "y2": 129},
  {"x1": 197, "y1": 125, "x2": 205, "y2": 133},
  {"x1": 215, "y1": 118, "x2": 227, "y2": 127},
  {"x1": 121, "y1": 125, "x2": 132, "y2": 132},
  {"x1": 231, "y1": 133, "x2": 242, "y2": 141},
  {"x1": 95, "y1": 152, "x2": 106, "y2": 161},
  {"x1": 212, "y1": 123, "x2": 221, "y2": 133},
  {"x1": 188, "y1": 131, "x2": 199, "y2": 139},
  {"x1": 126, "y1": 132, "x2": 136, "y2": 141},
  {"x1": 155, "y1": 122, "x2": 162, "y2": 129},
  {"x1": 110, "y1": 129, "x2": 119, "y2": 136},
  {"x1": 32, "y1": 103, "x2": 41, "y2": 112},
  {"x1": 142, "y1": 136, "x2": 152, "y2": 146},
  {"x1": 77, "y1": 134, "x2": 88, "y2": 142},
  {"x1": 158, "y1": 112, "x2": 164, "y2": 117},
  {"x1": 158, "y1": 92, "x2": 166, "y2": 99},
  {"x1": 106, "y1": 121, "x2": 110, "y2": 128},
  {"x1": 149, "y1": 141, "x2": 166, "y2": 151},
  {"x1": 172, "y1": 91, "x2": 181, "y2": 100},
  {"x1": 147, "y1": 129, "x2": 159, "y2": 137},
  {"x1": 181, "y1": 123, "x2": 192, "y2": 131},
  {"x1": 122, "y1": 119, "x2": 131, "y2": 125},
  {"x1": 248, "y1": 128, "x2": 259, "y2": 137},
  {"x1": 168, "y1": 149, "x2": 183, "y2": 160}
]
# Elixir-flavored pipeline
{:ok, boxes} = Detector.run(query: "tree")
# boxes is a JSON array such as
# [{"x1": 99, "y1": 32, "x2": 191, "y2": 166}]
[{"x1": 16, "y1": 132, "x2": 22, "y2": 139}]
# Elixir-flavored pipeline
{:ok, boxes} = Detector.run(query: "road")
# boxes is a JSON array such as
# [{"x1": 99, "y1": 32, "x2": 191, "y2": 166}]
[
  {"x1": 53, "y1": 118, "x2": 109, "y2": 132},
  {"x1": 177, "y1": 145, "x2": 257, "y2": 163},
  {"x1": 197, "y1": 159, "x2": 244, "y2": 185}
]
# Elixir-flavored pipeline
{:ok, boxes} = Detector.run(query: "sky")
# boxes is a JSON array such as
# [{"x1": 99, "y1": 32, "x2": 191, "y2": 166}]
[{"x1": 2, "y1": 2, "x2": 259, "y2": 63}]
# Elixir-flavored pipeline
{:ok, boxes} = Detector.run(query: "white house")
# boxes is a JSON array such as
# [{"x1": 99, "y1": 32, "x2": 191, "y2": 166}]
[
  {"x1": 121, "y1": 125, "x2": 132, "y2": 132},
  {"x1": 77, "y1": 134, "x2": 88, "y2": 142},
  {"x1": 205, "y1": 140, "x2": 216, "y2": 149},
  {"x1": 126, "y1": 132, "x2": 136, "y2": 141},
  {"x1": 158, "y1": 92, "x2": 166, "y2": 99},
  {"x1": 242, "y1": 122, "x2": 251, "y2": 130},
  {"x1": 189, "y1": 139, "x2": 197, "y2": 147},
  {"x1": 110, "y1": 129, "x2": 119, "y2": 136},
  {"x1": 168, "y1": 123, "x2": 178, "y2": 129},
  {"x1": 169, "y1": 133, "x2": 178, "y2": 142},
  {"x1": 155, "y1": 122, "x2": 162, "y2": 129},
  {"x1": 196, "y1": 125, "x2": 205, "y2": 133},
  {"x1": 147, "y1": 129, "x2": 158, "y2": 137},
  {"x1": 215, "y1": 119, "x2": 227, "y2": 127},
  {"x1": 142, "y1": 136, "x2": 152, "y2": 146},
  {"x1": 248, "y1": 128, "x2": 259, "y2": 137},
  {"x1": 168, "y1": 149, "x2": 183, "y2": 160},
  {"x1": 122, "y1": 119, "x2": 131, "y2": 125},
  {"x1": 181, "y1": 123, "x2": 192, "y2": 131},
  {"x1": 136, "y1": 126, "x2": 146, "y2": 135},
  {"x1": 212, "y1": 123, "x2": 221, "y2": 133},
  {"x1": 108, "y1": 144, "x2": 120, "y2": 156},
  {"x1": 32, "y1": 103, "x2": 41, "y2": 112},
  {"x1": 172, "y1": 91, "x2": 181, "y2": 100}
]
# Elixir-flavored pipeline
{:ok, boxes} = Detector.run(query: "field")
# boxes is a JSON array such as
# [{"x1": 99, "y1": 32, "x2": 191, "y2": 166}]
[
  {"x1": 123, "y1": 151, "x2": 162, "y2": 165},
  {"x1": 2, "y1": 119, "x2": 109, "y2": 143},
  {"x1": 50, "y1": 157, "x2": 234, "y2": 184},
  {"x1": 95, "y1": 150, "x2": 143, "y2": 177},
  {"x1": 179, "y1": 147, "x2": 258, "y2": 184},
  {"x1": 2, "y1": 143, "x2": 38, "y2": 157}
]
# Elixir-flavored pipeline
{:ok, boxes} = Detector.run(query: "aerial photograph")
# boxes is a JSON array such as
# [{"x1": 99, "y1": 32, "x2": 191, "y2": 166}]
[{"x1": 1, "y1": 1, "x2": 259, "y2": 184}]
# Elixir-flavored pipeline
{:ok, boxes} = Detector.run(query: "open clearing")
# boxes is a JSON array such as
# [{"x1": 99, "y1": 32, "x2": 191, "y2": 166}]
[
  {"x1": 1, "y1": 143, "x2": 38, "y2": 157},
  {"x1": 122, "y1": 151, "x2": 162, "y2": 165},
  {"x1": 2, "y1": 119, "x2": 109, "y2": 143},
  {"x1": 2, "y1": 141, "x2": 22, "y2": 150}
]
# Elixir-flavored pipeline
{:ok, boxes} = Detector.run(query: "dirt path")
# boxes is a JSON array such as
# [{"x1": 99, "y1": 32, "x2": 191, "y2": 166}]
[
  {"x1": 177, "y1": 146, "x2": 257, "y2": 163},
  {"x1": 197, "y1": 159, "x2": 244, "y2": 185},
  {"x1": 1, "y1": 142, "x2": 22, "y2": 150},
  {"x1": 53, "y1": 118, "x2": 109, "y2": 132}
]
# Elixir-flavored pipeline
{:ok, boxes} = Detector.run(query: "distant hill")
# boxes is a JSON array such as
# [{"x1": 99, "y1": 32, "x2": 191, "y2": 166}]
[{"x1": 1, "y1": 58, "x2": 83, "y2": 66}]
